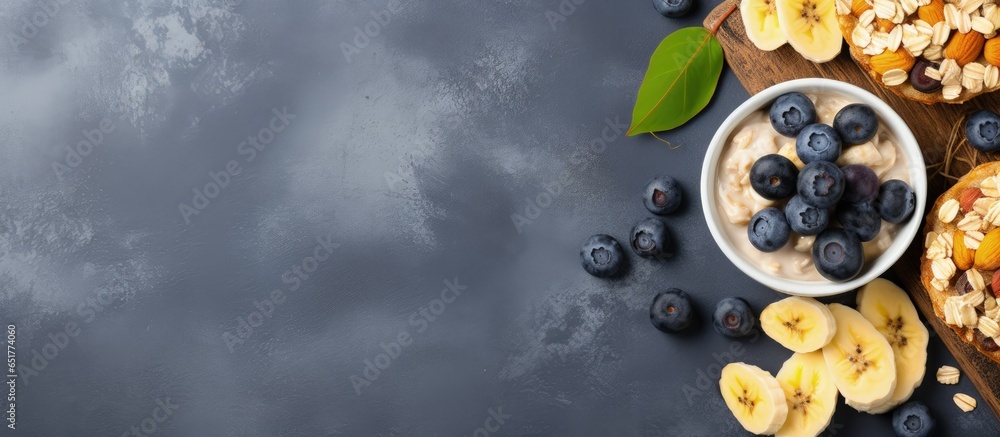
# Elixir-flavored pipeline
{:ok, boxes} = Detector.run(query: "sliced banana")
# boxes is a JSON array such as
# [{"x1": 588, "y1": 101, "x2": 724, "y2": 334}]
[
  {"x1": 775, "y1": 351, "x2": 838, "y2": 437},
  {"x1": 761, "y1": 297, "x2": 837, "y2": 353},
  {"x1": 775, "y1": 0, "x2": 843, "y2": 63},
  {"x1": 720, "y1": 362, "x2": 789, "y2": 435},
  {"x1": 856, "y1": 279, "x2": 930, "y2": 414},
  {"x1": 822, "y1": 303, "x2": 897, "y2": 412},
  {"x1": 742, "y1": 0, "x2": 788, "y2": 50}
]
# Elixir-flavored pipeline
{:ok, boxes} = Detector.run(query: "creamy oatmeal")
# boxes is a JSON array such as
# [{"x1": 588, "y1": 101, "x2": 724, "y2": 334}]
[{"x1": 715, "y1": 93, "x2": 911, "y2": 281}]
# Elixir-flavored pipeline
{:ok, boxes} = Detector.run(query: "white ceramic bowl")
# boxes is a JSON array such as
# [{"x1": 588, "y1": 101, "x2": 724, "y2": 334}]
[{"x1": 700, "y1": 78, "x2": 927, "y2": 296}]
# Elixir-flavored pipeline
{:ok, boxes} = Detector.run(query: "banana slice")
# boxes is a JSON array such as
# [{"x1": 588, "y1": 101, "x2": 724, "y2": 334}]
[
  {"x1": 775, "y1": 351, "x2": 838, "y2": 437},
  {"x1": 856, "y1": 279, "x2": 929, "y2": 414},
  {"x1": 720, "y1": 362, "x2": 789, "y2": 435},
  {"x1": 761, "y1": 297, "x2": 837, "y2": 353},
  {"x1": 775, "y1": 0, "x2": 843, "y2": 63},
  {"x1": 742, "y1": 0, "x2": 788, "y2": 51},
  {"x1": 822, "y1": 303, "x2": 897, "y2": 412}
]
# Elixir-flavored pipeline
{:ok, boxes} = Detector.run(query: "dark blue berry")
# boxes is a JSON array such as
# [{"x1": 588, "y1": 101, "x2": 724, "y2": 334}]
[
  {"x1": 812, "y1": 228, "x2": 864, "y2": 282},
  {"x1": 841, "y1": 164, "x2": 880, "y2": 204},
  {"x1": 797, "y1": 161, "x2": 845, "y2": 209},
  {"x1": 580, "y1": 234, "x2": 625, "y2": 278},
  {"x1": 643, "y1": 176, "x2": 683, "y2": 215},
  {"x1": 910, "y1": 59, "x2": 942, "y2": 94},
  {"x1": 796, "y1": 124, "x2": 842, "y2": 164},
  {"x1": 965, "y1": 110, "x2": 1000, "y2": 152},
  {"x1": 713, "y1": 297, "x2": 756, "y2": 338},
  {"x1": 747, "y1": 207, "x2": 790, "y2": 252},
  {"x1": 836, "y1": 202, "x2": 882, "y2": 242},
  {"x1": 652, "y1": 0, "x2": 693, "y2": 17},
  {"x1": 891, "y1": 401, "x2": 935, "y2": 437},
  {"x1": 750, "y1": 154, "x2": 799, "y2": 200},
  {"x1": 784, "y1": 195, "x2": 830, "y2": 236},
  {"x1": 833, "y1": 103, "x2": 879, "y2": 145},
  {"x1": 630, "y1": 218, "x2": 673, "y2": 259},
  {"x1": 769, "y1": 92, "x2": 817, "y2": 137},
  {"x1": 650, "y1": 289, "x2": 694, "y2": 333},
  {"x1": 875, "y1": 179, "x2": 916, "y2": 224}
]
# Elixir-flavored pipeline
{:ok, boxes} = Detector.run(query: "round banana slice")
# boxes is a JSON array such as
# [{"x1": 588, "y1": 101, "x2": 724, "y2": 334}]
[
  {"x1": 856, "y1": 278, "x2": 929, "y2": 414},
  {"x1": 775, "y1": 0, "x2": 843, "y2": 63},
  {"x1": 822, "y1": 303, "x2": 897, "y2": 412},
  {"x1": 775, "y1": 351, "x2": 838, "y2": 437},
  {"x1": 761, "y1": 297, "x2": 837, "y2": 353},
  {"x1": 741, "y1": 0, "x2": 787, "y2": 51},
  {"x1": 720, "y1": 362, "x2": 789, "y2": 435}
]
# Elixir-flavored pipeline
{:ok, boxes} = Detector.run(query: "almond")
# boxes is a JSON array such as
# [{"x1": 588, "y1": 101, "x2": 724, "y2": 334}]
[
  {"x1": 991, "y1": 270, "x2": 1000, "y2": 298},
  {"x1": 961, "y1": 187, "x2": 984, "y2": 212},
  {"x1": 853, "y1": 0, "x2": 873, "y2": 16},
  {"x1": 870, "y1": 49, "x2": 916, "y2": 74},
  {"x1": 877, "y1": 18, "x2": 896, "y2": 33},
  {"x1": 918, "y1": 0, "x2": 946, "y2": 24},
  {"x1": 986, "y1": 38, "x2": 1000, "y2": 67},
  {"x1": 955, "y1": 230, "x2": 976, "y2": 270},
  {"x1": 975, "y1": 228, "x2": 1000, "y2": 270},
  {"x1": 945, "y1": 31, "x2": 986, "y2": 67}
]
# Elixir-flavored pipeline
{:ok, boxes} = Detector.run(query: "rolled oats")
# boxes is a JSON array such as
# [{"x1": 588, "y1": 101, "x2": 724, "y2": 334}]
[
  {"x1": 932, "y1": 257, "x2": 957, "y2": 281},
  {"x1": 883, "y1": 68, "x2": 909, "y2": 85},
  {"x1": 965, "y1": 230, "x2": 985, "y2": 249},
  {"x1": 940, "y1": 199, "x2": 961, "y2": 222}
]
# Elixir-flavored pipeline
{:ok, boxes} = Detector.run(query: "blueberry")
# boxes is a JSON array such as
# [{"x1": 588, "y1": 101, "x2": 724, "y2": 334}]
[
  {"x1": 747, "y1": 207, "x2": 790, "y2": 252},
  {"x1": 891, "y1": 401, "x2": 935, "y2": 437},
  {"x1": 784, "y1": 195, "x2": 830, "y2": 236},
  {"x1": 965, "y1": 110, "x2": 1000, "y2": 152},
  {"x1": 580, "y1": 234, "x2": 625, "y2": 278},
  {"x1": 875, "y1": 179, "x2": 916, "y2": 224},
  {"x1": 812, "y1": 228, "x2": 864, "y2": 282},
  {"x1": 769, "y1": 92, "x2": 817, "y2": 137},
  {"x1": 841, "y1": 164, "x2": 880, "y2": 204},
  {"x1": 630, "y1": 218, "x2": 673, "y2": 259},
  {"x1": 833, "y1": 103, "x2": 879, "y2": 145},
  {"x1": 910, "y1": 59, "x2": 942, "y2": 94},
  {"x1": 750, "y1": 154, "x2": 799, "y2": 200},
  {"x1": 795, "y1": 124, "x2": 843, "y2": 164},
  {"x1": 713, "y1": 297, "x2": 756, "y2": 338},
  {"x1": 797, "y1": 161, "x2": 845, "y2": 209},
  {"x1": 643, "y1": 176, "x2": 683, "y2": 215},
  {"x1": 652, "y1": 0, "x2": 693, "y2": 17},
  {"x1": 650, "y1": 289, "x2": 694, "y2": 333},
  {"x1": 836, "y1": 202, "x2": 882, "y2": 242}
]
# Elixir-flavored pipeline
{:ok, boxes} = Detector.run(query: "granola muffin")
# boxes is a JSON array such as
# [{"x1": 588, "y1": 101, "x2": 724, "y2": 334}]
[
  {"x1": 837, "y1": 0, "x2": 1000, "y2": 104},
  {"x1": 921, "y1": 161, "x2": 1000, "y2": 362}
]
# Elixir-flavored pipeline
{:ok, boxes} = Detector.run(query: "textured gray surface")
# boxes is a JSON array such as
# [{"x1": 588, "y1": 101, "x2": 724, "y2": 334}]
[{"x1": 0, "y1": 0, "x2": 998, "y2": 435}]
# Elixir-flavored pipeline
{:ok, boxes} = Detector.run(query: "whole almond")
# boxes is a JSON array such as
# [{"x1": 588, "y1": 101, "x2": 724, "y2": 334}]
[
  {"x1": 946, "y1": 31, "x2": 986, "y2": 67},
  {"x1": 986, "y1": 38, "x2": 1000, "y2": 67},
  {"x1": 975, "y1": 228, "x2": 1000, "y2": 271},
  {"x1": 992, "y1": 270, "x2": 1000, "y2": 298},
  {"x1": 853, "y1": 0, "x2": 873, "y2": 16},
  {"x1": 955, "y1": 230, "x2": 976, "y2": 270},
  {"x1": 919, "y1": 0, "x2": 946, "y2": 24},
  {"x1": 961, "y1": 187, "x2": 984, "y2": 212},
  {"x1": 871, "y1": 49, "x2": 916, "y2": 74}
]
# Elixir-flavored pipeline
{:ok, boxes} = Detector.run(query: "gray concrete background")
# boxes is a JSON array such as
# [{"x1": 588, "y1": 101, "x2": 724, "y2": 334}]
[{"x1": 0, "y1": 0, "x2": 997, "y2": 435}]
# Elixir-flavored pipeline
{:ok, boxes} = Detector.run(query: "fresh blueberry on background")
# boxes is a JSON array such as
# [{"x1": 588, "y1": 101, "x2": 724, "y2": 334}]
[
  {"x1": 649, "y1": 289, "x2": 695, "y2": 333},
  {"x1": 750, "y1": 154, "x2": 798, "y2": 200},
  {"x1": 652, "y1": 0, "x2": 693, "y2": 17},
  {"x1": 784, "y1": 195, "x2": 829, "y2": 236},
  {"x1": 713, "y1": 297, "x2": 756, "y2": 338},
  {"x1": 797, "y1": 160, "x2": 845, "y2": 209},
  {"x1": 966, "y1": 109, "x2": 1000, "y2": 152},
  {"x1": 875, "y1": 179, "x2": 916, "y2": 224},
  {"x1": 836, "y1": 201, "x2": 882, "y2": 242},
  {"x1": 833, "y1": 103, "x2": 879, "y2": 145},
  {"x1": 795, "y1": 123, "x2": 842, "y2": 164},
  {"x1": 747, "y1": 207, "x2": 790, "y2": 252},
  {"x1": 841, "y1": 164, "x2": 880, "y2": 204},
  {"x1": 643, "y1": 175, "x2": 683, "y2": 215},
  {"x1": 812, "y1": 228, "x2": 864, "y2": 282},
  {"x1": 910, "y1": 59, "x2": 942, "y2": 94},
  {"x1": 630, "y1": 217, "x2": 673, "y2": 259},
  {"x1": 891, "y1": 401, "x2": 935, "y2": 437},
  {"x1": 769, "y1": 92, "x2": 817, "y2": 137},
  {"x1": 580, "y1": 234, "x2": 625, "y2": 278}
]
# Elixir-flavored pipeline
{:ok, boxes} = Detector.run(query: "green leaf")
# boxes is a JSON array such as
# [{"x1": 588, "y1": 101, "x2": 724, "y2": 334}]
[{"x1": 627, "y1": 27, "x2": 724, "y2": 136}]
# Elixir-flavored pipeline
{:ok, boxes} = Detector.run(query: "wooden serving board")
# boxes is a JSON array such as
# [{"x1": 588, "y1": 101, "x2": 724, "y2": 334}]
[{"x1": 704, "y1": 0, "x2": 1000, "y2": 418}]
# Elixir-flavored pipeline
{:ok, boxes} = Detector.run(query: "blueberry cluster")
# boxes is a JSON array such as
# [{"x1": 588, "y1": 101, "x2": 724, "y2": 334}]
[
  {"x1": 649, "y1": 290, "x2": 757, "y2": 338},
  {"x1": 749, "y1": 93, "x2": 916, "y2": 282}
]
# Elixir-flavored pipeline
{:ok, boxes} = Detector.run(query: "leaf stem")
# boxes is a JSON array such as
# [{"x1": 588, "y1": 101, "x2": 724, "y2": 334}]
[{"x1": 709, "y1": 3, "x2": 738, "y2": 35}]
